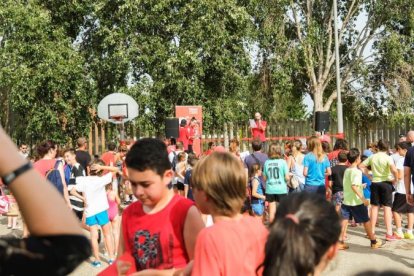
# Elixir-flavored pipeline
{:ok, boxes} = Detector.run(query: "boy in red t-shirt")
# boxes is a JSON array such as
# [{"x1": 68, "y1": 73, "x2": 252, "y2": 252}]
[
  {"x1": 117, "y1": 138, "x2": 204, "y2": 274},
  {"x1": 191, "y1": 152, "x2": 268, "y2": 275}
]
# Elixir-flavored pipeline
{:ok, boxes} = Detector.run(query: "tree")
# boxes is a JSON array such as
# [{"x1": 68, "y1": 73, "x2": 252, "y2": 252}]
[
  {"x1": 253, "y1": 0, "x2": 413, "y2": 115},
  {"x1": 0, "y1": 1, "x2": 92, "y2": 144}
]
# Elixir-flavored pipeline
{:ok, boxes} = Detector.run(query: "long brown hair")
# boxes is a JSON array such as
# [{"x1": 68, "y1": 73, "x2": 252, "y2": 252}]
[{"x1": 307, "y1": 136, "x2": 325, "y2": 162}]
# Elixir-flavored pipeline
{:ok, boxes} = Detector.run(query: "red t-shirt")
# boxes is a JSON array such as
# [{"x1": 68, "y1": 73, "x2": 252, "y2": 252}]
[
  {"x1": 192, "y1": 215, "x2": 268, "y2": 275},
  {"x1": 101, "y1": 151, "x2": 116, "y2": 166},
  {"x1": 178, "y1": 126, "x2": 189, "y2": 150},
  {"x1": 188, "y1": 127, "x2": 196, "y2": 146},
  {"x1": 122, "y1": 195, "x2": 194, "y2": 271},
  {"x1": 251, "y1": 120, "x2": 267, "y2": 142},
  {"x1": 33, "y1": 159, "x2": 57, "y2": 177}
]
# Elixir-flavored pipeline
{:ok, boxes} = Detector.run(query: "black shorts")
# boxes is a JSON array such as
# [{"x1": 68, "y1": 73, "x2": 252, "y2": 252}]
[
  {"x1": 392, "y1": 193, "x2": 414, "y2": 213},
  {"x1": 370, "y1": 181, "x2": 393, "y2": 207},
  {"x1": 265, "y1": 194, "x2": 287, "y2": 203},
  {"x1": 176, "y1": 182, "x2": 185, "y2": 191},
  {"x1": 73, "y1": 209, "x2": 83, "y2": 221},
  {"x1": 341, "y1": 204, "x2": 370, "y2": 223}
]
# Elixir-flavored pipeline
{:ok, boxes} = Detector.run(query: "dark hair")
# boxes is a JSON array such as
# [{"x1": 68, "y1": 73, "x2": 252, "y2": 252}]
[
  {"x1": 377, "y1": 139, "x2": 389, "y2": 151},
  {"x1": 90, "y1": 159, "x2": 105, "y2": 176},
  {"x1": 397, "y1": 141, "x2": 411, "y2": 151},
  {"x1": 322, "y1": 141, "x2": 331, "y2": 153},
  {"x1": 125, "y1": 138, "x2": 171, "y2": 176},
  {"x1": 207, "y1": 142, "x2": 215, "y2": 149},
  {"x1": 107, "y1": 142, "x2": 116, "y2": 151},
  {"x1": 170, "y1": 137, "x2": 176, "y2": 146},
  {"x1": 249, "y1": 163, "x2": 261, "y2": 178},
  {"x1": 37, "y1": 140, "x2": 56, "y2": 158},
  {"x1": 333, "y1": 139, "x2": 348, "y2": 151},
  {"x1": 361, "y1": 155, "x2": 368, "y2": 162},
  {"x1": 187, "y1": 153, "x2": 198, "y2": 166},
  {"x1": 347, "y1": 148, "x2": 360, "y2": 163},
  {"x1": 63, "y1": 148, "x2": 76, "y2": 156},
  {"x1": 356, "y1": 271, "x2": 410, "y2": 276},
  {"x1": 338, "y1": 151, "x2": 348, "y2": 163},
  {"x1": 252, "y1": 139, "x2": 262, "y2": 152},
  {"x1": 261, "y1": 193, "x2": 341, "y2": 276}
]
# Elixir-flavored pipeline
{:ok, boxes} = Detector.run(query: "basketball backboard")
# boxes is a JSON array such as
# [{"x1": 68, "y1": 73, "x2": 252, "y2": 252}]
[{"x1": 97, "y1": 93, "x2": 139, "y2": 124}]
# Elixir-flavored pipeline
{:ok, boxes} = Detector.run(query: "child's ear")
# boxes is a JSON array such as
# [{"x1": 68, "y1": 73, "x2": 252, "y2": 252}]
[{"x1": 163, "y1": 169, "x2": 174, "y2": 184}]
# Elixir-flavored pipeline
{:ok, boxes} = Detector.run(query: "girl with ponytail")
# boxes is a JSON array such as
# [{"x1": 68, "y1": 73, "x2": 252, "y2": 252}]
[
  {"x1": 303, "y1": 136, "x2": 331, "y2": 195},
  {"x1": 261, "y1": 192, "x2": 341, "y2": 276}
]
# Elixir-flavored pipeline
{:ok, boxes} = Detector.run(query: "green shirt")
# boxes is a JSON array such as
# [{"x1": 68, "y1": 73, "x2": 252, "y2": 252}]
[
  {"x1": 263, "y1": 159, "x2": 288, "y2": 195},
  {"x1": 362, "y1": 152, "x2": 393, "y2": 183},
  {"x1": 343, "y1": 167, "x2": 363, "y2": 206}
]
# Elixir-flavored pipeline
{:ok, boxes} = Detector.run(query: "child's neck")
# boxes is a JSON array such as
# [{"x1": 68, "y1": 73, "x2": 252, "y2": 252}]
[
  {"x1": 338, "y1": 162, "x2": 346, "y2": 165},
  {"x1": 211, "y1": 212, "x2": 243, "y2": 223},
  {"x1": 143, "y1": 189, "x2": 174, "y2": 214},
  {"x1": 349, "y1": 162, "x2": 358, "y2": 168}
]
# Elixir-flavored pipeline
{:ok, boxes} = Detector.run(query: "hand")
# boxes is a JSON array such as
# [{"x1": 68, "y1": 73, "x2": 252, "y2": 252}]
[
  {"x1": 91, "y1": 164, "x2": 102, "y2": 172},
  {"x1": 406, "y1": 194, "x2": 414, "y2": 206},
  {"x1": 117, "y1": 260, "x2": 131, "y2": 276},
  {"x1": 363, "y1": 199, "x2": 369, "y2": 206}
]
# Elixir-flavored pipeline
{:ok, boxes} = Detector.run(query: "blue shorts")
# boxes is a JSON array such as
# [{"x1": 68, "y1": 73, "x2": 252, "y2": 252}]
[
  {"x1": 341, "y1": 204, "x2": 369, "y2": 223},
  {"x1": 86, "y1": 210, "x2": 110, "y2": 226},
  {"x1": 304, "y1": 184, "x2": 326, "y2": 196},
  {"x1": 251, "y1": 202, "x2": 264, "y2": 216}
]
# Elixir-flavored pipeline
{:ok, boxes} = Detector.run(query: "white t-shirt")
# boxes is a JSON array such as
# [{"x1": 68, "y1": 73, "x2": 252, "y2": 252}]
[
  {"x1": 395, "y1": 157, "x2": 413, "y2": 194},
  {"x1": 392, "y1": 153, "x2": 402, "y2": 166},
  {"x1": 75, "y1": 173, "x2": 112, "y2": 217}
]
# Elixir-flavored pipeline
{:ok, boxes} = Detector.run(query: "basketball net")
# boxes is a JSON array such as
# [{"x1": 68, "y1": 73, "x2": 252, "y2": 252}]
[{"x1": 109, "y1": 115, "x2": 126, "y2": 122}]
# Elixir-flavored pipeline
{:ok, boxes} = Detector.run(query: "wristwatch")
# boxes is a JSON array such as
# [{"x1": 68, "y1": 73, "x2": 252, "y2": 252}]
[{"x1": 1, "y1": 162, "x2": 33, "y2": 186}]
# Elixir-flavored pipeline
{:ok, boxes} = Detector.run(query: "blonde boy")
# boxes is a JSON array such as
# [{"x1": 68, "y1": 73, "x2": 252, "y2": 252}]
[{"x1": 191, "y1": 152, "x2": 268, "y2": 275}]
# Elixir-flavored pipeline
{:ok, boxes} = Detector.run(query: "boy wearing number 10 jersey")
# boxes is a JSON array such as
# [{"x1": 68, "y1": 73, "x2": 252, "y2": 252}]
[{"x1": 263, "y1": 144, "x2": 290, "y2": 223}]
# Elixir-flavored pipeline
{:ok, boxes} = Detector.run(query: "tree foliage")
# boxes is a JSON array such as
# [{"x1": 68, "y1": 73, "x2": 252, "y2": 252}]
[
  {"x1": 0, "y1": 1, "x2": 92, "y2": 144},
  {"x1": 0, "y1": 0, "x2": 412, "y2": 144}
]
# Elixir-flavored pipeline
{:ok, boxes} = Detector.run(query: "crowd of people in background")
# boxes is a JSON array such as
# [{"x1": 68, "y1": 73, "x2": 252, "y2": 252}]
[{"x1": 1, "y1": 118, "x2": 414, "y2": 275}]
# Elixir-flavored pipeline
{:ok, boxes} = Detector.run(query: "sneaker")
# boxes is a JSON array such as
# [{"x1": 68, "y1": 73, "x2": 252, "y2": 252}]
[
  {"x1": 385, "y1": 233, "x2": 401, "y2": 241},
  {"x1": 338, "y1": 242, "x2": 349, "y2": 250},
  {"x1": 91, "y1": 261, "x2": 102, "y2": 268},
  {"x1": 404, "y1": 232, "x2": 414, "y2": 240},
  {"x1": 371, "y1": 239, "x2": 384, "y2": 249},
  {"x1": 108, "y1": 259, "x2": 114, "y2": 265},
  {"x1": 394, "y1": 231, "x2": 404, "y2": 239}
]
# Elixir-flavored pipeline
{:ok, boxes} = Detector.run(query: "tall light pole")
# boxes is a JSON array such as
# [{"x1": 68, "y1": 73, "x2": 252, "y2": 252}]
[{"x1": 333, "y1": 0, "x2": 344, "y2": 138}]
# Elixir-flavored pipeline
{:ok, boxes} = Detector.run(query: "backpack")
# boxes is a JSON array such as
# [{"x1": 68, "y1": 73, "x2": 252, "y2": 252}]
[
  {"x1": 171, "y1": 151, "x2": 178, "y2": 171},
  {"x1": 46, "y1": 160, "x2": 64, "y2": 195}
]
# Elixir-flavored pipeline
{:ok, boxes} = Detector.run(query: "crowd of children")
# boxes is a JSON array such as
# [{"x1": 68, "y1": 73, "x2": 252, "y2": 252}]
[{"x1": 2, "y1": 131, "x2": 414, "y2": 275}]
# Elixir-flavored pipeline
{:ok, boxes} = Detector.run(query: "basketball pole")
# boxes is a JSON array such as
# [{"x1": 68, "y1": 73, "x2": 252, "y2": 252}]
[{"x1": 333, "y1": 0, "x2": 344, "y2": 138}]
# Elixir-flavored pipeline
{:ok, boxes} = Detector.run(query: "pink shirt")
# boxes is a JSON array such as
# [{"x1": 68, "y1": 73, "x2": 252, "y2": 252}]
[
  {"x1": 33, "y1": 159, "x2": 57, "y2": 177},
  {"x1": 192, "y1": 215, "x2": 268, "y2": 275}
]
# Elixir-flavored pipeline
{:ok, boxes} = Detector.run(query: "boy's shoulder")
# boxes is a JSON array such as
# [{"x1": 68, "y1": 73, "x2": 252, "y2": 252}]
[{"x1": 200, "y1": 215, "x2": 267, "y2": 241}]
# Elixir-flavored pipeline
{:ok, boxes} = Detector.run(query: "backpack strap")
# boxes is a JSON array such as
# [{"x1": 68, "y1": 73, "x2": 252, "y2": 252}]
[
  {"x1": 251, "y1": 153, "x2": 261, "y2": 167},
  {"x1": 54, "y1": 159, "x2": 63, "y2": 170}
]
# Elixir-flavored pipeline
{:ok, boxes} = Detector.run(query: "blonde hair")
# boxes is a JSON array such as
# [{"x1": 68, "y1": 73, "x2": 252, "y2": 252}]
[
  {"x1": 192, "y1": 152, "x2": 246, "y2": 216},
  {"x1": 268, "y1": 143, "x2": 283, "y2": 159},
  {"x1": 307, "y1": 136, "x2": 325, "y2": 162}
]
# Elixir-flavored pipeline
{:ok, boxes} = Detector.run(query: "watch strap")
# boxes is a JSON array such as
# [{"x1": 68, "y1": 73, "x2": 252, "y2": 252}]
[{"x1": 1, "y1": 162, "x2": 33, "y2": 186}]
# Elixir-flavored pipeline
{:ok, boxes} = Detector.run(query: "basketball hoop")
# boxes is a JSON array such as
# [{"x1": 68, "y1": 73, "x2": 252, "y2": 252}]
[{"x1": 109, "y1": 115, "x2": 126, "y2": 122}]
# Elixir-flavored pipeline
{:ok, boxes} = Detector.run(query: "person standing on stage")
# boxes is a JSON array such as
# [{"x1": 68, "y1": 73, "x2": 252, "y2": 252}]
[{"x1": 250, "y1": 112, "x2": 267, "y2": 142}]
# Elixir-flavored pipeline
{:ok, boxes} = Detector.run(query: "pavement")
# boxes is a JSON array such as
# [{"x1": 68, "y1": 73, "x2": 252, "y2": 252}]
[{"x1": 1, "y1": 214, "x2": 413, "y2": 275}]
